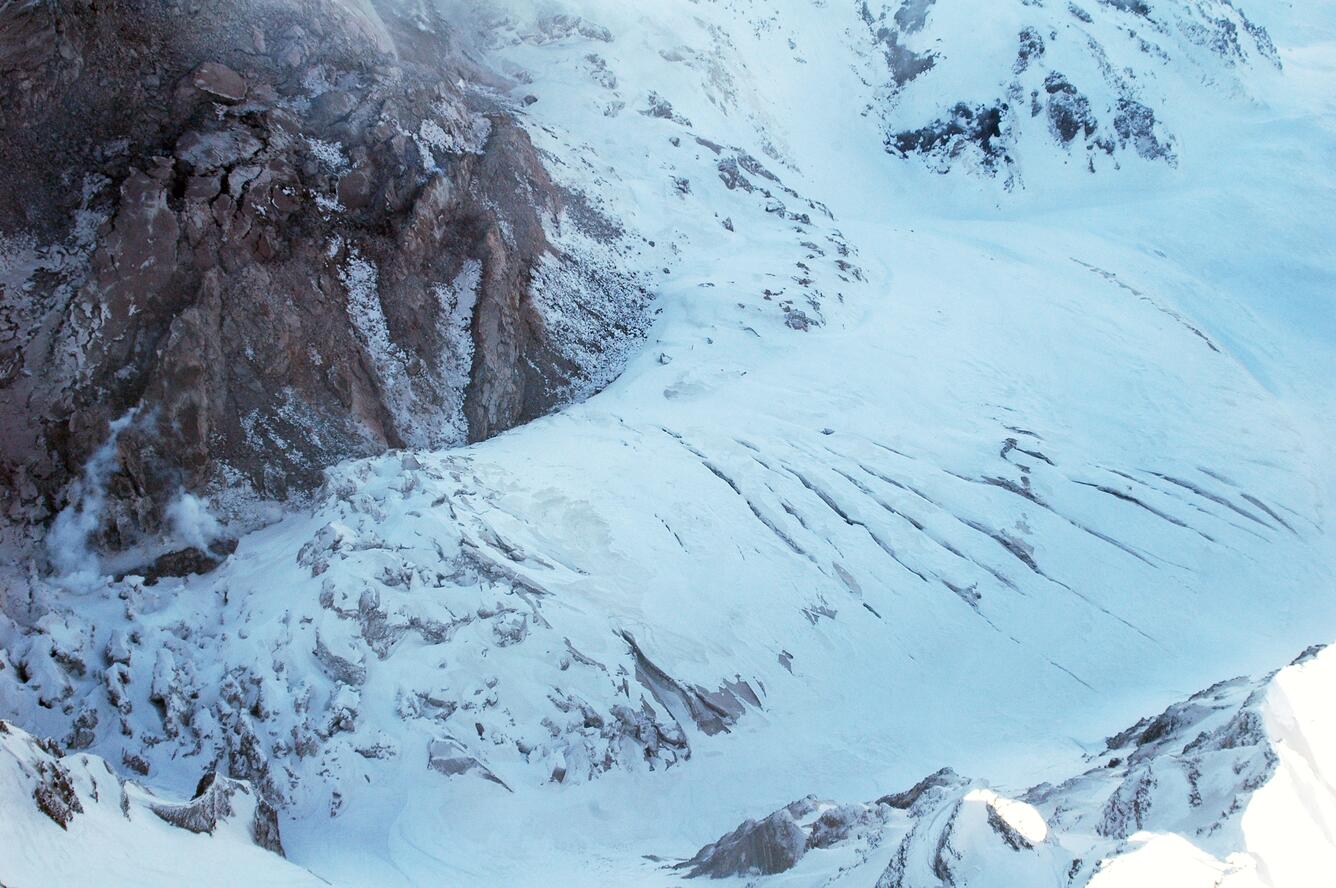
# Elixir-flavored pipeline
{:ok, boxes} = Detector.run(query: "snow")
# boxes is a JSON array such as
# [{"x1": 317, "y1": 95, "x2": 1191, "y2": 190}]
[
  {"x1": 0, "y1": 721, "x2": 323, "y2": 888},
  {"x1": 1236, "y1": 649, "x2": 1336, "y2": 886},
  {"x1": 304, "y1": 136, "x2": 349, "y2": 171},
  {"x1": 339, "y1": 251, "x2": 405, "y2": 400},
  {"x1": 4, "y1": 0, "x2": 1336, "y2": 885},
  {"x1": 432, "y1": 259, "x2": 482, "y2": 444}
]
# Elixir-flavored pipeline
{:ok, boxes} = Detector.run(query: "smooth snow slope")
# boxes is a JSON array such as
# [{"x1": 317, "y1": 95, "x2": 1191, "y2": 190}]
[{"x1": 2, "y1": 1, "x2": 1335, "y2": 885}]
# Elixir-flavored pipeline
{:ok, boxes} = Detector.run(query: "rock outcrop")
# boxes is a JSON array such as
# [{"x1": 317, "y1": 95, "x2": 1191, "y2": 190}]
[
  {"x1": 149, "y1": 769, "x2": 285, "y2": 854},
  {"x1": 0, "y1": 0, "x2": 650, "y2": 551},
  {"x1": 864, "y1": 0, "x2": 1280, "y2": 185},
  {"x1": 676, "y1": 798, "x2": 818, "y2": 878}
]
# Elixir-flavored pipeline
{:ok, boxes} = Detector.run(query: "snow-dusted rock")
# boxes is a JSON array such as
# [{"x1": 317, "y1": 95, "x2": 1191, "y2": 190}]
[
  {"x1": 0, "y1": 0, "x2": 653, "y2": 549},
  {"x1": 678, "y1": 804, "x2": 810, "y2": 878},
  {"x1": 864, "y1": 0, "x2": 1282, "y2": 185}
]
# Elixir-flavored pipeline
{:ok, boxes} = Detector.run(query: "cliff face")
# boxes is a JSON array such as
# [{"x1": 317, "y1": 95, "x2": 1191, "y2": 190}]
[{"x1": 0, "y1": 0, "x2": 650, "y2": 546}]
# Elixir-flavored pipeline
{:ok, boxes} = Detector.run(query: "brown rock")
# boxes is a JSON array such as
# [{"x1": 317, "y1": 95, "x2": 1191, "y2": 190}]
[
  {"x1": 337, "y1": 170, "x2": 372, "y2": 209},
  {"x1": 185, "y1": 175, "x2": 221, "y2": 201},
  {"x1": 0, "y1": 0, "x2": 651, "y2": 552},
  {"x1": 189, "y1": 61, "x2": 247, "y2": 102}
]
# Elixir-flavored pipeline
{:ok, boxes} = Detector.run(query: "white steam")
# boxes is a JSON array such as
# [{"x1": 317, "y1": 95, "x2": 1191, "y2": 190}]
[
  {"x1": 47, "y1": 409, "x2": 138, "y2": 584},
  {"x1": 165, "y1": 491, "x2": 223, "y2": 551}
]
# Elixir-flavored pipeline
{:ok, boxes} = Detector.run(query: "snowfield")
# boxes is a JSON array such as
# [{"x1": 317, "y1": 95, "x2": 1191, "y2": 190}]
[{"x1": 3, "y1": 0, "x2": 1336, "y2": 885}]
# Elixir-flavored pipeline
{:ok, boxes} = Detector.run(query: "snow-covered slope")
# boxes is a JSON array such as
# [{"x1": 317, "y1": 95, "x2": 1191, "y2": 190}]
[
  {"x1": 0, "y1": 719, "x2": 322, "y2": 887},
  {"x1": 677, "y1": 643, "x2": 1336, "y2": 886},
  {"x1": 2, "y1": 0, "x2": 1335, "y2": 885}
]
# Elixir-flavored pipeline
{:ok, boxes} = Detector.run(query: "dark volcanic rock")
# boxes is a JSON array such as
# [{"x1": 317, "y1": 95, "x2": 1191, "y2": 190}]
[
  {"x1": 860, "y1": 1, "x2": 937, "y2": 88},
  {"x1": 189, "y1": 62, "x2": 247, "y2": 103},
  {"x1": 876, "y1": 0, "x2": 1269, "y2": 183},
  {"x1": 136, "y1": 538, "x2": 238, "y2": 584},
  {"x1": 678, "y1": 804, "x2": 811, "y2": 878},
  {"x1": 1114, "y1": 97, "x2": 1175, "y2": 162},
  {"x1": 1043, "y1": 73, "x2": 1098, "y2": 145},
  {"x1": 31, "y1": 754, "x2": 84, "y2": 830},
  {"x1": 0, "y1": 0, "x2": 651, "y2": 548},
  {"x1": 889, "y1": 102, "x2": 1011, "y2": 173}
]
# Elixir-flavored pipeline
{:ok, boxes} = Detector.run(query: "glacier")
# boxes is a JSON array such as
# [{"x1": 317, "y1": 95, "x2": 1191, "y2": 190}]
[{"x1": 2, "y1": 0, "x2": 1335, "y2": 885}]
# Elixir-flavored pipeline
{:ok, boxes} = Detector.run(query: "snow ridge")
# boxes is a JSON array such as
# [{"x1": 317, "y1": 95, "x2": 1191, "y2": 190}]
[{"x1": 675, "y1": 644, "x2": 1336, "y2": 887}]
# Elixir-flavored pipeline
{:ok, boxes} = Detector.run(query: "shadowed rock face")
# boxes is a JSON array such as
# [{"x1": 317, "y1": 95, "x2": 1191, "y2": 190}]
[
  {"x1": 677, "y1": 803, "x2": 811, "y2": 878},
  {"x1": 150, "y1": 770, "x2": 286, "y2": 855},
  {"x1": 0, "y1": 0, "x2": 650, "y2": 547}
]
